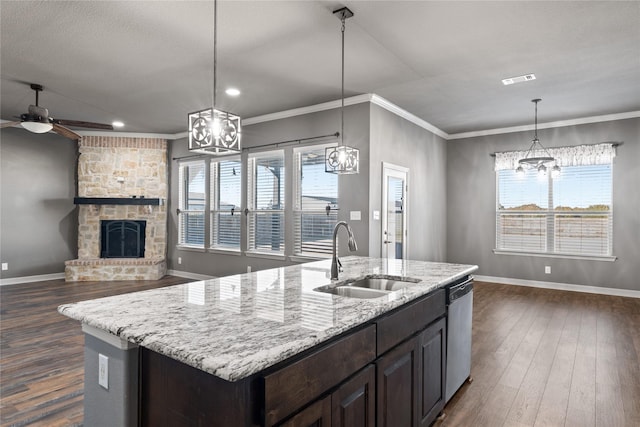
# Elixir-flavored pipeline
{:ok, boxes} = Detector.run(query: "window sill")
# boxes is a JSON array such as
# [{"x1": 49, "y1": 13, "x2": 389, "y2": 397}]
[
  {"x1": 493, "y1": 249, "x2": 617, "y2": 262},
  {"x1": 177, "y1": 245, "x2": 205, "y2": 253},
  {"x1": 289, "y1": 254, "x2": 329, "y2": 263},
  {"x1": 245, "y1": 251, "x2": 286, "y2": 261},
  {"x1": 208, "y1": 247, "x2": 242, "y2": 256}
]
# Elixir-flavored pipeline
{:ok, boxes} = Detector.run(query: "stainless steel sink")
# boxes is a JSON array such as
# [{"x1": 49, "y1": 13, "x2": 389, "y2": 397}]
[
  {"x1": 313, "y1": 275, "x2": 420, "y2": 299},
  {"x1": 348, "y1": 277, "x2": 419, "y2": 291}
]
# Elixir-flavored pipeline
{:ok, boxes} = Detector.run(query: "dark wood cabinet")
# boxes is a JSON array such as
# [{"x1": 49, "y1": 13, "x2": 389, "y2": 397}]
[
  {"x1": 418, "y1": 317, "x2": 446, "y2": 427},
  {"x1": 376, "y1": 335, "x2": 419, "y2": 427},
  {"x1": 280, "y1": 395, "x2": 331, "y2": 427},
  {"x1": 332, "y1": 365, "x2": 375, "y2": 427}
]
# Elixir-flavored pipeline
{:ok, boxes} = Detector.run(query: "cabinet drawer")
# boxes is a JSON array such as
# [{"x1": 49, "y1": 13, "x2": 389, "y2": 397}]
[
  {"x1": 263, "y1": 325, "x2": 376, "y2": 426},
  {"x1": 376, "y1": 288, "x2": 445, "y2": 356}
]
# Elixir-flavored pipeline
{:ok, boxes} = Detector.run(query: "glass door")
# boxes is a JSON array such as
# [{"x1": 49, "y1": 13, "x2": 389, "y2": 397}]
[{"x1": 382, "y1": 163, "x2": 408, "y2": 260}]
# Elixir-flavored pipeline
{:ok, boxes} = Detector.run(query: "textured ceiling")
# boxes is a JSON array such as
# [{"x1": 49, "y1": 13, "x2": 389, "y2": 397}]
[{"x1": 1, "y1": 1, "x2": 639, "y2": 135}]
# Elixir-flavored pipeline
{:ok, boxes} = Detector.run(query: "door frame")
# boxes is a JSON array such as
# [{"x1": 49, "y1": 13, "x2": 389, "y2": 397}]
[{"x1": 381, "y1": 162, "x2": 409, "y2": 260}]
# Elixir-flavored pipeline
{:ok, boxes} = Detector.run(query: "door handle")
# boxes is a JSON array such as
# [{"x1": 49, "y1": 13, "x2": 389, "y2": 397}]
[{"x1": 383, "y1": 240, "x2": 391, "y2": 244}]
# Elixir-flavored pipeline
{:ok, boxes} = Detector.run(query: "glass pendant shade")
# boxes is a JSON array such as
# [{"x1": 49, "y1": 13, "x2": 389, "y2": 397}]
[
  {"x1": 21, "y1": 120, "x2": 53, "y2": 134},
  {"x1": 188, "y1": 108, "x2": 241, "y2": 154},
  {"x1": 325, "y1": 145, "x2": 359, "y2": 174}
]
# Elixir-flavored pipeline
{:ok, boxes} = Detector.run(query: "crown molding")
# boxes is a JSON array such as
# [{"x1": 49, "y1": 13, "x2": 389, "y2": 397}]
[
  {"x1": 368, "y1": 94, "x2": 449, "y2": 139},
  {"x1": 447, "y1": 110, "x2": 640, "y2": 140}
]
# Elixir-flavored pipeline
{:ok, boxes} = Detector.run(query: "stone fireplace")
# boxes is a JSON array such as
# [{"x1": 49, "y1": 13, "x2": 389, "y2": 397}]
[{"x1": 65, "y1": 136, "x2": 168, "y2": 281}]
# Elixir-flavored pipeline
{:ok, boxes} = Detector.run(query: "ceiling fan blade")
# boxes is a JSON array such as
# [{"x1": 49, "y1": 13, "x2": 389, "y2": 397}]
[
  {"x1": 53, "y1": 119, "x2": 114, "y2": 130},
  {"x1": 0, "y1": 121, "x2": 21, "y2": 129},
  {"x1": 53, "y1": 123, "x2": 81, "y2": 140}
]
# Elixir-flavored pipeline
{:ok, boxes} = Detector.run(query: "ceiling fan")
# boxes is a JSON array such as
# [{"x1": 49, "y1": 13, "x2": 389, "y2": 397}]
[{"x1": 0, "y1": 83, "x2": 114, "y2": 140}]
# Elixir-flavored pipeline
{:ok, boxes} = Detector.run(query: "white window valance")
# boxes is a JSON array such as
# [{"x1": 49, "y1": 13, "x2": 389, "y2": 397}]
[{"x1": 494, "y1": 142, "x2": 617, "y2": 171}]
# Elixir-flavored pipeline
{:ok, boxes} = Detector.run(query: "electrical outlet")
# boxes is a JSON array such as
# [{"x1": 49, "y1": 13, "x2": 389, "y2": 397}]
[
  {"x1": 1, "y1": 263, "x2": 7, "y2": 271},
  {"x1": 247, "y1": 266, "x2": 252, "y2": 273},
  {"x1": 178, "y1": 257, "x2": 182, "y2": 265},
  {"x1": 98, "y1": 354, "x2": 109, "y2": 389},
  {"x1": 545, "y1": 266, "x2": 551, "y2": 274}
]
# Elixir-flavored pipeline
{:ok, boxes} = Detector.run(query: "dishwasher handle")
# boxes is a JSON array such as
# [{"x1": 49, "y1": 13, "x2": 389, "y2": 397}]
[{"x1": 448, "y1": 278, "x2": 473, "y2": 303}]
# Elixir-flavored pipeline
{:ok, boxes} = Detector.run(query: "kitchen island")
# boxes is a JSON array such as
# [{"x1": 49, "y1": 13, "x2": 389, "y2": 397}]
[{"x1": 59, "y1": 256, "x2": 477, "y2": 427}]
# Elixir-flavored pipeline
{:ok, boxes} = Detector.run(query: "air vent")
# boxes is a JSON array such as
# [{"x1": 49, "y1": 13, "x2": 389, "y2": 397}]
[{"x1": 502, "y1": 74, "x2": 536, "y2": 85}]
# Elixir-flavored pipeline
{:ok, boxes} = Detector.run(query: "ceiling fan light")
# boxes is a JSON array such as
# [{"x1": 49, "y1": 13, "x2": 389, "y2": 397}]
[{"x1": 21, "y1": 120, "x2": 53, "y2": 134}]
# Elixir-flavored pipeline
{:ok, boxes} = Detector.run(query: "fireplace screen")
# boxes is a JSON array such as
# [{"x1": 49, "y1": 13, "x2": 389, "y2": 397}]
[{"x1": 101, "y1": 220, "x2": 146, "y2": 258}]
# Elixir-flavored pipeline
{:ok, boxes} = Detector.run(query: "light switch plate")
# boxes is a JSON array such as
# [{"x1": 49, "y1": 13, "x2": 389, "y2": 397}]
[
  {"x1": 1, "y1": 263, "x2": 7, "y2": 271},
  {"x1": 350, "y1": 211, "x2": 361, "y2": 221},
  {"x1": 98, "y1": 353, "x2": 109, "y2": 389},
  {"x1": 373, "y1": 210, "x2": 380, "y2": 220},
  {"x1": 545, "y1": 266, "x2": 551, "y2": 274}
]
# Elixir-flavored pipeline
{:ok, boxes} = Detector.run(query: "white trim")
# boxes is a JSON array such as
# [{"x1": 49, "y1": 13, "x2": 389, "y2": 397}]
[
  {"x1": 166, "y1": 269, "x2": 215, "y2": 281},
  {"x1": 492, "y1": 249, "x2": 617, "y2": 262},
  {"x1": 369, "y1": 95, "x2": 449, "y2": 140},
  {"x1": 289, "y1": 255, "x2": 327, "y2": 263},
  {"x1": 244, "y1": 251, "x2": 287, "y2": 261},
  {"x1": 207, "y1": 248, "x2": 242, "y2": 256},
  {"x1": 448, "y1": 111, "x2": 640, "y2": 140},
  {"x1": 474, "y1": 275, "x2": 640, "y2": 299},
  {"x1": 242, "y1": 94, "x2": 373, "y2": 126},
  {"x1": 0, "y1": 272, "x2": 65, "y2": 286},
  {"x1": 82, "y1": 324, "x2": 138, "y2": 350}
]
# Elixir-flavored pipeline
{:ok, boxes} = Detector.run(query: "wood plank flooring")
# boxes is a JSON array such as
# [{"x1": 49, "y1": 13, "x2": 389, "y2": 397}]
[
  {"x1": 1, "y1": 279, "x2": 639, "y2": 426},
  {"x1": 439, "y1": 282, "x2": 640, "y2": 427},
  {"x1": 0, "y1": 276, "x2": 192, "y2": 427}
]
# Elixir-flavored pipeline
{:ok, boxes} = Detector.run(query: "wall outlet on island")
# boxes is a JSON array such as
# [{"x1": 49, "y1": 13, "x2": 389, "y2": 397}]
[
  {"x1": 1, "y1": 263, "x2": 7, "y2": 271},
  {"x1": 247, "y1": 266, "x2": 252, "y2": 273},
  {"x1": 545, "y1": 266, "x2": 551, "y2": 274},
  {"x1": 98, "y1": 353, "x2": 109, "y2": 389},
  {"x1": 178, "y1": 257, "x2": 182, "y2": 265}
]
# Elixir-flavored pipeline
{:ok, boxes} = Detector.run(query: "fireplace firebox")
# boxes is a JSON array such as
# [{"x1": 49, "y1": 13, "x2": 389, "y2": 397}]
[{"x1": 101, "y1": 220, "x2": 146, "y2": 258}]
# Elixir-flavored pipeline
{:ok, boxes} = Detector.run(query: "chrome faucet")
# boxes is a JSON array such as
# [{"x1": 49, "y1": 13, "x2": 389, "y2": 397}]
[{"x1": 331, "y1": 221, "x2": 358, "y2": 280}]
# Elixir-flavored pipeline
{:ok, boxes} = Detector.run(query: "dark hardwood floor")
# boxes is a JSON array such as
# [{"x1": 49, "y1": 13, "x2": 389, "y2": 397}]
[
  {"x1": 1, "y1": 279, "x2": 639, "y2": 426},
  {"x1": 0, "y1": 276, "x2": 192, "y2": 427}
]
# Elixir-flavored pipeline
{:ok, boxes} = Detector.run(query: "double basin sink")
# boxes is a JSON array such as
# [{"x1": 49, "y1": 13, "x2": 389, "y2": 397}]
[{"x1": 314, "y1": 276, "x2": 421, "y2": 299}]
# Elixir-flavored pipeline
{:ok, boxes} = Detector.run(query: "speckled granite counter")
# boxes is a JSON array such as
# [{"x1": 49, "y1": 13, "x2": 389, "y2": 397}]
[{"x1": 59, "y1": 256, "x2": 477, "y2": 382}]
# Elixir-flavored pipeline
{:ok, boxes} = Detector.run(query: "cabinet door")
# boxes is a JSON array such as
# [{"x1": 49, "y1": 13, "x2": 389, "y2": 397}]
[
  {"x1": 281, "y1": 395, "x2": 331, "y2": 427},
  {"x1": 376, "y1": 337, "x2": 419, "y2": 427},
  {"x1": 418, "y1": 317, "x2": 446, "y2": 427},
  {"x1": 332, "y1": 365, "x2": 375, "y2": 427}
]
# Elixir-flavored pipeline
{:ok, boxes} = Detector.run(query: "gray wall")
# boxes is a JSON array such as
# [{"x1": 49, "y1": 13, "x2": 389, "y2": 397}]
[
  {"x1": 369, "y1": 105, "x2": 448, "y2": 262},
  {"x1": 167, "y1": 103, "x2": 371, "y2": 277},
  {"x1": 0, "y1": 128, "x2": 77, "y2": 279},
  {"x1": 446, "y1": 117, "x2": 640, "y2": 291}
]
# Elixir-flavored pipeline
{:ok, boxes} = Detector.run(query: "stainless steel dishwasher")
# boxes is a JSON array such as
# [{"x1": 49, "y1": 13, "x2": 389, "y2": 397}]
[{"x1": 445, "y1": 276, "x2": 474, "y2": 402}]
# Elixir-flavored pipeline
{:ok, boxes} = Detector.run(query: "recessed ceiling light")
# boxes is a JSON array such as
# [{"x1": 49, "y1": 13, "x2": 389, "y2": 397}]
[
  {"x1": 112, "y1": 121, "x2": 124, "y2": 128},
  {"x1": 225, "y1": 88, "x2": 241, "y2": 96},
  {"x1": 502, "y1": 74, "x2": 536, "y2": 85}
]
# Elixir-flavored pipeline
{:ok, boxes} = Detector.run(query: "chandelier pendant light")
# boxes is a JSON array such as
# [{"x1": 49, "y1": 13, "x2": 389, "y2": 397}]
[
  {"x1": 516, "y1": 99, "x2": 559, "y2": 177},
  {"x1": 188, "y1": 0, "x2": 241, "y2": 155},
  {"x1": 325, "y1": 7, "x2": 359, "y2": 174}
]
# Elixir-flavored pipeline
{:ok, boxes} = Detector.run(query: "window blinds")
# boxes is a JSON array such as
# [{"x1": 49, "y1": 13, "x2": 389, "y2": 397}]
[
  {"x1": 178, "y1": 160, "x2": 206, "y2": 247},
  {"x1": 210, "y1": 158, "x2": 241, "y2": 250}
]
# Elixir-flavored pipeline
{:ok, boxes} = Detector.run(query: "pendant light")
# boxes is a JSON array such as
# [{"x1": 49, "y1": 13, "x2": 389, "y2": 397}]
[
  {"x1": 516, "y1": 99, "x2": 558, "y2": 177},
  {"x1": 325, "y1": 7, "x2": 359, "y2": 174},
  {"x1": 188, "y1": 0, "x2": 241, "y2": 155}
]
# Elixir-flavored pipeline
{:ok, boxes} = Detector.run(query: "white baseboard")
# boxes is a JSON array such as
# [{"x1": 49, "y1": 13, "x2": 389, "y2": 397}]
[
  {"x1": 0, "y1": 272, "x2": 66, "y2": 286},
  {"x1": 474, "y1": 275, "x2": 640, "y2": 299},
  {"x1": 167, "y1": 269, "x2": 216, "y2": 281}
]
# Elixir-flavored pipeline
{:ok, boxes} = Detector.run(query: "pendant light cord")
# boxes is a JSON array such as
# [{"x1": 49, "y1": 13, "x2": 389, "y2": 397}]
[
  {"x1": 533, "y1": 99, "x2": 538, "y2": 141},
  {"x1": 340, "y1": 15, "x2": 345, "y2": 147},
  {"x1": 213, "y1": 0, "x2": 217, "y2": 111}
]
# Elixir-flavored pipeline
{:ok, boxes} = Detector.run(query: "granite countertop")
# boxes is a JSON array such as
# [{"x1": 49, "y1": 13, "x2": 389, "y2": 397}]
[{"x1": 58, "y1": 256, "x2": 478, "y2": 382}]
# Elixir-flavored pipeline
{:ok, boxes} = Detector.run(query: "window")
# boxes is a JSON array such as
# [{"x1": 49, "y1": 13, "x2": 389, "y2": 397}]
[
  {"x1": 496, "y1": 162, "x2": 613, "y2": 257},
  {"x1": 178, "y1": 160, "x2": 206, "y2": 247},
  {"x1": 210, "y1": 157, "x2": 241, "y2": 251},
  {"x1": 293, "y1": 145, "x2": 339, "y2": 257},
  {"x1": 247, "y1": 151, "x2": 285, "y2": 254}
]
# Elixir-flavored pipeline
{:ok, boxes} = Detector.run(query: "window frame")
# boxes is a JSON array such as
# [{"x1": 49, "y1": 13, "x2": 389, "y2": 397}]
[
  {"x1": 246, "y1": 150, "x2": 286, "y2": 257},
  {"x1": 293, "y1": 143, "x2": 339, "y2": 259},
  {"x1": 177, "y1": 159, "x2": 207, "y2": 249},
  {"x1": 495, "y1": 164, "x2": 615, "y2": 261},
  {"x1": 209, "y1": 156, "x2": 242, "y2": 253}
]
